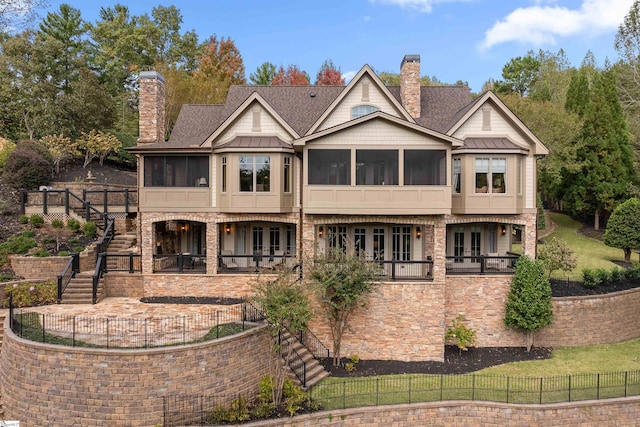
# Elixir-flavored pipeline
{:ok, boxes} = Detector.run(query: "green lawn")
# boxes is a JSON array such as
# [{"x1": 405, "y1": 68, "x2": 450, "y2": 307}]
[{"x1": 542, "y1": 212, "x2": 628, "y2": 280}]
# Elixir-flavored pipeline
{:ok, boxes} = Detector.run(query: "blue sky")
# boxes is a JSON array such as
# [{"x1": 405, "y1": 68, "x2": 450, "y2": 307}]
[{"x1": 43, "y1": 0, "x2": 634, "y2": 92}]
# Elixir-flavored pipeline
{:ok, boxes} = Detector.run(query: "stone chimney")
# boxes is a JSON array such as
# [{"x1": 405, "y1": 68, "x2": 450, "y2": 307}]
[
  {"x1": 137, "y1": 71, "x2": 165, "y2": 145},
  {"x1": 400, "y1": 54, "x2": 421, "y2": 119}
]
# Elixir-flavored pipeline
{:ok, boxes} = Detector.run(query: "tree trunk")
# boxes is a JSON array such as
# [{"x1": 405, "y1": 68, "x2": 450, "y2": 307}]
[
  {"x1": 625, "y1": 249, "x2": 631, "y2": 263},
  {"x1": 594, "y1": 210, "x2": 600, "y2": 231},
  {"x1": 526, "y1": 330, "x2": 534, "y2": 352}
]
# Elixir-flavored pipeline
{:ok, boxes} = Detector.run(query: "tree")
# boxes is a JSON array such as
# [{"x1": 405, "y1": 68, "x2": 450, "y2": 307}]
[
  {"x1": 308, "y1": 248, "x2": 380, "y2": 366},
  {"x1": 75, "y1": 130, "x2": 122, "y2": 168},
  {"x1": 272, "y1": 64, "x2": 309, "y2": 85},
  {"x1": 0, "y1": 0, "x2": 47, "y2": 33},
  {"x1": 498, "y1": 55, "x2": 541, "y2": 97},
  {"x1": 505, "y1": 256, "x2": 553, "y2": 352},
  {"x1": 196, "y1": 35, "x2": 246, "y2": 102},
  {"x1": 249, "y1": 62, "x2": 276, "y2": 85},
  {"x1": 251, "y1": 268, "x2": 311, "y2": 406},
  {"x1": 40, "y1": 134, "x2": 78, "y2": 174},
  {"x1": 537, "y1": 237, "x2": 577, "y2": 279},
  {"x1": 604, "y1": 198, "x2": 640, "y2": 262},
  {"x1": 315, "y1": 59, "x2": 344, "y2": 85}
]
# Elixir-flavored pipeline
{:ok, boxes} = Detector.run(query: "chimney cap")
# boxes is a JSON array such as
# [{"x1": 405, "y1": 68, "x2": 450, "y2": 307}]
[
  {"x1": 401, "y1": 54, "x2": 420, "y2": 68},
  {"x1": 139, "y1": 70, "x2": 165, "y2": 84}
]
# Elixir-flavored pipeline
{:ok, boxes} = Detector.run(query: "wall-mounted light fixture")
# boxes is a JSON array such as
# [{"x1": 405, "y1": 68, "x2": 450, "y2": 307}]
[
  {"x1": 318, "y1": 225, "x2": 324, "y2": 238},
  {"x1": 180, "y1": 223, "x2": 189, "y2": 233},
  {"x1": 501, "y1": 224, "x2": 507, "y2": 235},
  {"x1": 225, "y1": 224, "x2": 231, "y2": 234},
  {"x1": 416, "y1": 226, "x2": 422, "y2": 239}
]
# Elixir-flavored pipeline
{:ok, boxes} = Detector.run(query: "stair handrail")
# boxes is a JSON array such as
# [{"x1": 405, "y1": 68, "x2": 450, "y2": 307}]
[
  {"x1": 96, "y1": 217, "x2": 115, "y2": 255},
  {"x1": 92, "y1": 252, "x2": 107, "y2": 304},
  {"x1": 292, "y1": 326, "x2": 331, "y2": 361},
  {"x1": 56, "y1": 252, "x2": 80, "y2": 303},
  {"x1": 67, "y1": 192, "x2": 111, "y2": 232},
  {"x1": 278, "y1": 329, "x2": 307, "y2": 388}
]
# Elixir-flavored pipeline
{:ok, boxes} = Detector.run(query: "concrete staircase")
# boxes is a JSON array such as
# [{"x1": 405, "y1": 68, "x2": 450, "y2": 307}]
[
  {"x1": 105, "y1": 233, "x2": 137, "y2": 270},
  {"x1": 281, "y1": 330, "x2": 330, "y2": 389},
  {"x1": 60, "y1": 272, "x2": 105, "y2": 304}
]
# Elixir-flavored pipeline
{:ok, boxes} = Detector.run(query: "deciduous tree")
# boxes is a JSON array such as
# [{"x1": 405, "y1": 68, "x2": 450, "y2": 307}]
[
  {"x1": 196, "y1": 35, "x2": 246, "y2": 102},
  {"x1": 315, "y1": 59, "x2": 344, "y2": 85},
  {"x1": 272, "y1": 64, "x2": 309, "y2": 85},
  {"x1": 505, "y1": 256, "x2": 553, "y2": 352},
  {"x1": 75, "y1": 130, "x2": 121, "y2": 168},
  {"x1": 40, "y1": 134, "x2": 78, "y2": 174},
  {"x1": 537, "y1": 237, "x2": 577, "y2": 279},
  {"x1": 604, "y1": 198, "x2": 640, "y2": 262},
  {"x1": 308, "y1": 249, "x2": 379, "y2": 366}
]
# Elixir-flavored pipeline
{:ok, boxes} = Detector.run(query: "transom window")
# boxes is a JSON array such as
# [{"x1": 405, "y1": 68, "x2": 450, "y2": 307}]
[
  {"x1": 240, "y1": 156, "x2": 270, "y2": 192},
  {"x1": 144, "y1": 156, "x2": 209, "y2": 187},
  {"x1": 475, "y1": 157, "x2": 506, "y2": 194},
  {"x1": 351, "y1": 105, "x2": 379, "y2": 119}
]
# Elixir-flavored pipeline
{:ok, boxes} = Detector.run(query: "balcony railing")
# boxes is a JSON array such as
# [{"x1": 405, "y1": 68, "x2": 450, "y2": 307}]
[
  {"x1": 445, "y1": 255, "x2": 519, "y2": 275},
  {"x1": 153, "y1": 253, "x2": 206, "y2": 273},
  {"x1": 373, "y1": 260, "x2": 433, "y2": 281},
  {"x1": 217, "y1": 253, "x2": 297, "y2": 273}
]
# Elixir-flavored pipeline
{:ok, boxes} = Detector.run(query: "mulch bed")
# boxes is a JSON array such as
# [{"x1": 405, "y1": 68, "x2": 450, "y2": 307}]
[{"x1": 140, "y1": 296, "x2": 243, "y2": 305}]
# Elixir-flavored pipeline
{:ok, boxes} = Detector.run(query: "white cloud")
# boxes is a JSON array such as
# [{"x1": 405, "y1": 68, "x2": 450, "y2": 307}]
[
  {"x1": 371, "y1": 0, "x2": 469, "y2": 13},
  {"x1": 479, "y1": 0, "x2": 635, "y2": 50},
  {"x1": 342, "y1": 70, "x2": 358, "y2": 82}
]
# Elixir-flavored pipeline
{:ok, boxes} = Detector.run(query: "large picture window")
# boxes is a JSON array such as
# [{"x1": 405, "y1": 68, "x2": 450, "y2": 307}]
[
  {"x1": 308, "y1": 149, "x2": 351, "y2": 185},
  {"x1": 404, "y1": 150, "x2": 446, "y2": 185},
  {"x1": 144, "y1": 156, "x2": 209, "y2": 187},
  {"x1": 356, "y1": 150, "x2": 398, "y2": 185},
  {"x1": 240, "y1": 156, "x2": 270, "y2": 192},
  {"x1": 475, "y1": 157, "x2": 506, "y2": 193}
]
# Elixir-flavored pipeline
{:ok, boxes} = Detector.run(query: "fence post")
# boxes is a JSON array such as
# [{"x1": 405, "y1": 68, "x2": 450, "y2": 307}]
[
  {"x1": 391, "y1": 260, "x2": 396, "y2": 281},
  {"x1": 19, "y1": 189, "x2": 26, "y2": 215},
  {"x1": 506, "y1": 377, "x2": 510, "y2": 403},
  {"x1": 73, "y1": 316, "x2": 76, "y2": 347},
  {"x1": 106, "y1": 318, "x2": 110, "y2": 349},
  {"x1": 408, "y1": 376, "x2": 412, "y2": 404},
  {"x1": 597, "y1": 373, "x2": 600, "y2": 400},
  {"x1": 178, "y1": 253, "x2": 184, "y2": 273},
  {"x1": 472, "y1": 374, "x2": 475, "y2": 400},
  {"x1": 480, "y1": 255, "x2": 485, "y2": 274},
  {"x1": 129, "y1": 252, "x2": 134, "y2": 273},
  {"x1": 85, "y1": 201, "x2": 91, "y2": 222},
  {"x1": 8, "y1": 293, "x2": 13, "y2": 332},
  {"x1": 440, "y1": 375, "x2": 443, "y2": 401},
  {"x1": 568, "y1": 375, "x2": 571, "y2": 402},
  {"x1": 124, "y1": 189, "x2": 130, "y2": 214},
  {"x1": 65, "y1": 189, "x2": 70, "y2": 215},
  {"x1": 41, "y1": 313, "x2": 45, "y2": 343},
  {"x1": 625, "y1": 371, "x2": 628, "y2": 397},
  {"x1": 103, "y1": 189, "x2": 108, "y2": 213},
  {"x1": 539, "y1": 377, "x2": 543, "y2": 404},
  {"x1": 343, "y1": 381, "x2": 346, "y2": 409},
  {"x1": 376, "y1": 378, "x2": 379, "y2": 406},
  {"x1": 144, "y1": 318, "x2": 148, "y2": 348},
  {"x1": 57, "y1": 275, "x2": 63, "y2": 303}
]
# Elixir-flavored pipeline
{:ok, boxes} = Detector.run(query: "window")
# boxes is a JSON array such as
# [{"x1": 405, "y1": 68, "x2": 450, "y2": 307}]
[
  {"x1": 308, "y1": 149, "x2": 351, "y2": 185},
  {"x1": 354, "y1": 228, "x2": 366, "y2": 257},
  {"x1": 269, "y1": 226, "x2": 280, "y2": 255},
  {"x1": 404, "y1": 150, "x2": 446, "y2": 185},
  {"x1": 144, "y1": 156, "x2": 209, "y2": 187},
  {"x1": 471, "y1": 227, "x2": 481, "y2": 262},
  {"x1": 475, "y1": 157, "x2": 506, "y2": 194},
  {"x1": 356, "y1": 150, "x2": 398, "y2": 185},
  {"x1": 373, "y1": 228, "x2": 385, "y2": 261},
  {"x1": 252, "y1": 227, "x2": 263, "y2": 254},
  {"x1": 285, "y1": 225, "x2": 295, "y2": 255},
  {"x1": 240, "y1": 156, "x2": 270, "y2": 192},
  {"x1": 221, "y1": 157, "x2": 227, "y2": 192},
  {"x1": 392, "y1": 226, "x2": 411, "y2": 261},
  {"x1": 453, "y1": 158, "x2": 461, "y2": 194},
  {"x1": 283, "y1": 157, "x2": 291, "y2": 193},
  {"x1": 454, "y1": 227, "x2": 464, "y2": 263},
  {"x1": 517, "y1": 157, "x2": 523, "y2": 195},
  {"x1": 351, "y1": 105, "x2": 379, "y2": 119},
  {"x1": 328, "y1": 225, "x2": 347, "y2": 253}
]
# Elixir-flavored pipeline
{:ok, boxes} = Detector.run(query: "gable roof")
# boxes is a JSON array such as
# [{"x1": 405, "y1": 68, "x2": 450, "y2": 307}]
[
  {"x1": 305, "y1": 64, "x2": 415, "y2": 135},
  {"x1": 447, "y1": 91, "x2": 549, "y2": 156}
]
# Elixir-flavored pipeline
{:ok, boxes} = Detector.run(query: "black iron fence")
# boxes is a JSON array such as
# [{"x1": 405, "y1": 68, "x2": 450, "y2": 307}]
[
  {"x1": 153, "y1": 253, "x2": 206, "y2": 273},
  {"x1": 9, "y1": 302, "x2": 264, "y2": 349},
  {"x1": 104, "y1": 252, "x2": 142, "y2": 273},
  {"x1": 20, "y1": 188, "x2": 137, "y2": 217},
  {"x1": 162, "y1": 369, "x2": 640, "y2": 426},
  {"x1": 445, "y1": 255, "x2": 519, "y2": 275}
]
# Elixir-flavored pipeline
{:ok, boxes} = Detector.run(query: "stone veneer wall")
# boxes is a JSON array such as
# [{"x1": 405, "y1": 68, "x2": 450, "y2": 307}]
[
  {"x1": 241, "y1": 398, "x2": 640, "y2": 427},
  {"x1": 0, "y1": 320, "x2": 272, "y2": 427},
  {"x1": 104, "y1": 272, "x2": 144, "y2": 298},
  {"x1": 10, "y1": 255, "x2": 71, "y2": 281},
  {"x1": 308, "y1": 282, "x2": 447, "y2": 362},
  {"x1": 142, "y1": 273, "x2": 266, "y2": 298}
]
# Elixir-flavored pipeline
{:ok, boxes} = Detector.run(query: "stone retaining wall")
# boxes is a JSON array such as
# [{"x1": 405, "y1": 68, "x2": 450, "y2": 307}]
[
  {"x1": 104, "y1": 272, "x2": 144, "y2": 298},
  {"x1": 241, "y1": 397, "x2": 640, "y2": 427},
  {"x1": 10, "y1": 255, "x2": 71, "y2": 281},
  {"x1": 0, "y1": 319, "x2": 272, "y2": 426}
]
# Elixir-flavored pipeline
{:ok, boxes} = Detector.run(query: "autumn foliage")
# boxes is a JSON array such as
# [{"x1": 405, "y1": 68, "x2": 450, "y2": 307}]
[
  {"x1": 272, "y1": 64, "x2": 310, "y2": 85},
  {"x1": 315, "y1": 60, "x2": 345, "y2": 85}
]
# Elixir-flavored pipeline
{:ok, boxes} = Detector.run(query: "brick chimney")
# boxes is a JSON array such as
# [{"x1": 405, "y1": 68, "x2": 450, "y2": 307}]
[
  {"x1": 400, "y1": 55, "x2": 421, "y2": 119},
  {"x1": 137, "y1": 71, "x2": 165, "y2": 145}
]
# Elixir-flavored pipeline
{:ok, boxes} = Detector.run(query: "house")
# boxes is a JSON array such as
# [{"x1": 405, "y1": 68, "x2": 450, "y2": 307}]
[{"x1": 129, "y1": 55, "x2": 548, "y2": 361}]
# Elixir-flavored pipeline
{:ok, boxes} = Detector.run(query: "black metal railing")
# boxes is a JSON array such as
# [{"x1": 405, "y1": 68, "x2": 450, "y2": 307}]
[
  {"x1": 293, "y1": 327, "x2": 331, "y2": 364},
  {"x1": 92, "y1": 253, "x2": 107, "y2": 304},
  {"x1": 279, "y1": 329, "x2": 307, "y2": 388},
  {"x1": 372, "y1": 260, "x2": 433, "y2": 281},
  {"x1": 153, "y1": 253, "x2": 206, "y2": 273},
  {"x1": 56, "y1": 253, "x2": 80, "y2": 302},
  {"x1": 217, "y1": 253, "x2": 297, "y2": 273},
  {"x1": 445, "y1": 255, "x2": 519, "y2": 275},
  {"x1": 20, "y1": 188, "x2": 137, "y2": 217},
  {"x1": 9, "y1": 303, "x2": 258, "y2": 348},
  {"x1": 103, "y1": 253, "x2": 142, "y2": 273},
  {"x1": 96, "y1": 217, "x2": 115, "y2": 255}
]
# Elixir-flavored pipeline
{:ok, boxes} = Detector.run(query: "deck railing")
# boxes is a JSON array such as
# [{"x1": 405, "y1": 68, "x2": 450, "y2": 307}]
[
  {"x1": 153, "y1": 253, "x2": 206, "y2": 273},
  {"x1": 446, "y1": 255, "x2": 519, "y2": 275},
  {"x1": 20, "y1": 188, "x2": 137, "y2": 218}
]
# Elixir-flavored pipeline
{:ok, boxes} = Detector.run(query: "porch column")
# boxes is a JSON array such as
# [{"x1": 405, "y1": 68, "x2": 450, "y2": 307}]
[
  {"x1": 301, "y1": 214, "x2": 316, "y2": 279},
  {"x1": 521, "y1": 212, "x2": 537, "y2": 258},
  {"x1": 432, "y1": 220, "x2": 446, "y2": 282},
  {"x1": 207, "y1": 219, "x2": 218, "y2": 274},
  {"x1": 140, "y1": 214, "x2": 154, "y2": 274}
]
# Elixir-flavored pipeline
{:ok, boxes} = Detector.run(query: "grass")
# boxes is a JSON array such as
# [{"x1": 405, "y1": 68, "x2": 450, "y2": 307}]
[
  {"x1": 312, "y1": 339, "x2": 640, "y2": 409},
  {"x1": 542, "y1": 212, "x2": 628, "y2": 280}
]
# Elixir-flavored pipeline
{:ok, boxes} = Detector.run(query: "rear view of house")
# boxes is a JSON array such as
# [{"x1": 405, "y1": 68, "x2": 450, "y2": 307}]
[{"x1": 129, "y1": 55, "x2": 548, "y2": 361}]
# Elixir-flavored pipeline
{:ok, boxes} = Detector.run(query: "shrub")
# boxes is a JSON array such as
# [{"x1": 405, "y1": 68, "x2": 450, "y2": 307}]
[
  {"x1": 57, "y1": 251, "x2": 71, "y2": 257},
  {"x1": 68, "y1": 237, "x2": 79, "y2": 244},
  {"x1": 594, "y1": 268, "x2": 611, "y2": 286},
  {"x1": 18, "y1": 214, "x2": 28, "y2": 224},
  {"x1": 282, "y1": 378, "x2": 307, "y2": 416},
  {"x1": 41, "y1": 237, "x2": 56, "y2": 245},
  {"x1": 21, "y1": 230, "x2": 35, "y2": 238},
  {"x1": 610, "y1": 267, "x2": 625, "y2": 283},
  {"x1": 0, "y1": 199, "x2": 11, "y2": 215},
  {"x1": 582, "y1": 269, "x2": 598, "y2": 288},
  {"x1": 73, "y1": 246, "x2": 85, "y2": 253},
  {"x1": 2, "y1": 147, "x2": 52, "y2": 190},
  {"x1": 0, "y1": 272, "x2": 14, "y2": 282},
  {"x1": 625, "y1": 264, "x2": 640, "y2": 281},
  {"x1": 207, "y1": 396, "x2": 249, "y2": 424},
  {"x1": 345, "y1": 354, "x2": 360, "y2": 372},
  {"x1": 0, "y1": 235, "x2": 37, "y2": 254},
  {"x1": 82, "y1": 221, "x2": 97, "y2": 238},
  {"x1": 16, "y1": 140, "x2": 53, "y2": 164},
  {"x1": 445, "y1": 314, "x2": 477, "y2": 355},
  {"x1": 51, "y1": 219, "x2": 64, "y2": 228},
  {"x1": 67, "y1": 218, "x2": 80, "y2": 231},
  {"x1": 29, "y1": 214, "x2": 44, "y2": 228},
  {"x1": 4, "y1": 280, "x2": 57, "y2": 307},
  {"x1": 32, "y1": 248, "x2": 50, "y2": 257}
]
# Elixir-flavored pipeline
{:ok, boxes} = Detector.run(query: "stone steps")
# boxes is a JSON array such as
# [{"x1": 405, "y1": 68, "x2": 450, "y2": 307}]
[
  {"x1": 280, "y1": 330, "x2": 330, "y2": 389},
  {"x1": 60, "y1": 272, "x2": 105, "y2": 304}
]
